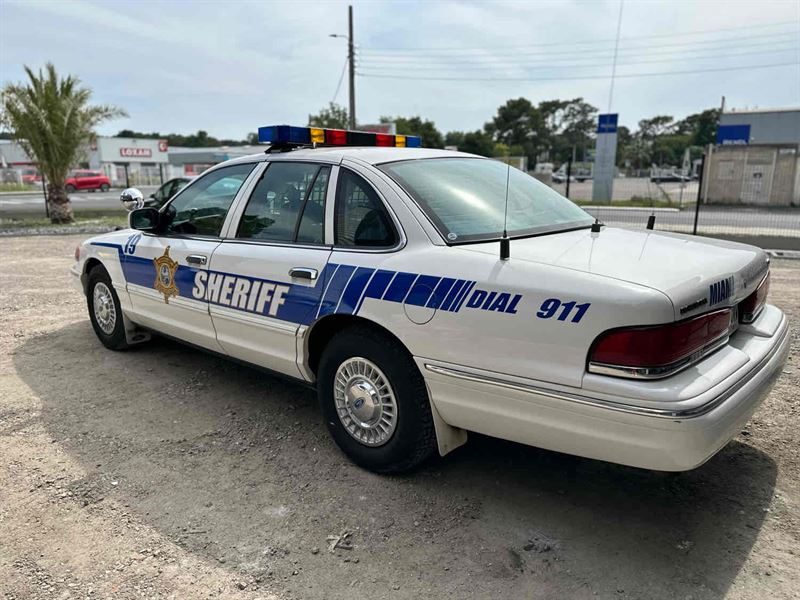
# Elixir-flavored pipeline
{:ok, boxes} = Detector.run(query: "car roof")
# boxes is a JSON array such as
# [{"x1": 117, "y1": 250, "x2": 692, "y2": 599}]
[{"x1": 226, "y1": 146, "x2": 478, "y2": 166}]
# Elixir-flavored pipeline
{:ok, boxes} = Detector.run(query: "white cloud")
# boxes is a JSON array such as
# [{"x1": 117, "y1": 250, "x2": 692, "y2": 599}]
[{"x1": 2, "y1": 0, "x2": 798, "y2": 138}]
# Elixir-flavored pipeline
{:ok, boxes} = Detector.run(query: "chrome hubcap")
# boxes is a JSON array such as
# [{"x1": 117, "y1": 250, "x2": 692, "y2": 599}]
[
  {"x1": 93, "y1": 282, "x2": 116, "y2": 335},
  {"x1": 334, "y1": 357, "x2": 397, "y2": 447}
]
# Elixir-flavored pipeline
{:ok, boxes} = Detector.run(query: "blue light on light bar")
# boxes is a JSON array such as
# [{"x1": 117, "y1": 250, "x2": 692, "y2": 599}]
[{"x1": 258, "y1": 125, "x2": 311, "y2": 145}]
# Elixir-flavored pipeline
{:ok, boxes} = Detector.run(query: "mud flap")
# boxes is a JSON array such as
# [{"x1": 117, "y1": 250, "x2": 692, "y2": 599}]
[{"x1": 426, "y1": 382, "x2": 468, "y2": 456}]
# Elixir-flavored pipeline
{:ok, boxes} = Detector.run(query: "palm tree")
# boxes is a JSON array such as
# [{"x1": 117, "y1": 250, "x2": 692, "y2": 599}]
[{"x1": 1, "y1": 64, "x2": 127, "y2": 223}]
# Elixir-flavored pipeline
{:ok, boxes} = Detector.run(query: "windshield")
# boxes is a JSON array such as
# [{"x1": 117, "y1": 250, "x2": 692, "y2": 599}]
[{"x1": 379, "y1": 157, "x2": 594, "y2": 243}]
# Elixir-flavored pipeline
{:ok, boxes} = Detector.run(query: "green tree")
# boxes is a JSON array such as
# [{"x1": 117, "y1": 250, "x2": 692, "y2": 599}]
[
  {"x1": 445, "y1": 130, "x2": 493, "y2": 156},
  {"x1": 538, "y1": 97, "x2": 597, "y2": 163},
  {"x1": 308, "y1": 102, "x2": 349, "y2": 129},
  {"x1": 485, "y1": 98, "x2": 546, "y2": 164},
  {"x1": 380, "y1": 115, "x2": 444, "y2": 148},
  {"x1": 1, "y1": 64, "x2": 126, "y2": 222},
  {"x1": 676, "y1": 108, "x2": 720, "y2": 147}
]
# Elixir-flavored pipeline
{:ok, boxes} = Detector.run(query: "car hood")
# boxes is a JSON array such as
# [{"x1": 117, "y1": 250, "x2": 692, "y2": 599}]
[{"x1": 460, "y1": 227, "x2": 769, "y2": 320}]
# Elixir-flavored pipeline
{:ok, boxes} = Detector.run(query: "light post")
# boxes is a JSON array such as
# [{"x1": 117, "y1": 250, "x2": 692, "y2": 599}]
[{"x1": 329, "y1": 5, "x2": 355, "y2": 130}]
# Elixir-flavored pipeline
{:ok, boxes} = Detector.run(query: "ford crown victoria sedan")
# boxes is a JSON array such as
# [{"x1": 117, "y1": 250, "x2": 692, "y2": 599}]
[{"x1": 70, "y1": 126, "x2": 790, "y2": 474}]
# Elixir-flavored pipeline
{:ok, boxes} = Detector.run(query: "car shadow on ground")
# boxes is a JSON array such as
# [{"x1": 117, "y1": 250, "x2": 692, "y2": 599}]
[{"x1": 16, "y1": 322, "x2": 777, "y2": 600}]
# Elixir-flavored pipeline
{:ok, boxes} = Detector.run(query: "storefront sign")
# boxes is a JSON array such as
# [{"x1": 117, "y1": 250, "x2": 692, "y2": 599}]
[
  {"x1": 120, "y1": 147, "x2": 153, "y2": 158},
  {"x1": 716, "y1": 124, "x2": 750, "y2": 145}
]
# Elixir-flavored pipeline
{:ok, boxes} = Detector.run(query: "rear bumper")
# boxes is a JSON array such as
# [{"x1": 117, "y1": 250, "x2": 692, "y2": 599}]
[{"x1": 419, "y1": 308, "x2": 790, "y2": 471}]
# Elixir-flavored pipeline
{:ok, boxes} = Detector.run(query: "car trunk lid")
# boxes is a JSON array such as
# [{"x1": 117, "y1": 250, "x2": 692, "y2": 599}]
[{"x1": 460, "y1": 227, "x2": 769, "y2": 320}]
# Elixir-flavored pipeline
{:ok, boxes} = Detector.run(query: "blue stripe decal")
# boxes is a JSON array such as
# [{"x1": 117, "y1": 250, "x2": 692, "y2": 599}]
[
  {"x1": 91, "y1": 242, "x2": 485, "y2": 325},
  {"x1": 338, "y1": 267, "x2": 376, "y2": 315},
  {"x1": 363, "y1": 269, "x2": 396, "y2": 300},
  {"x1": 318, "y1": 264, "x2": 356, "y2": 317},
  {"x1": 454, "y1": 281, "x2": 476, "y2": 312},
  {"x1": 405, "y1": 275, "x2": 441, "y2": 307},
  {"x1": 382, "y1": 272, "x2": 417, "y2": 302},
  {"x1": 427, "y1": 277, "x2": 457, "y2": 309},
  {"x1": 440, "y1": 280, "x2": 466, "y2": 312}
]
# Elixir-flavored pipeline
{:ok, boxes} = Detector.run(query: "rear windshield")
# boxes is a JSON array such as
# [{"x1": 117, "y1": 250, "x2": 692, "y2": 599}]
[{"x1": 379, "y1": 157, "x2": 593, "y2": 243}]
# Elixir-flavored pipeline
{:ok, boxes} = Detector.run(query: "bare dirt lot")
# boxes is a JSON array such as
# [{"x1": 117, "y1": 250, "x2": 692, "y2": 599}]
[{"x1": 1, "y1": 234, "x2": 798, "y2": 600}]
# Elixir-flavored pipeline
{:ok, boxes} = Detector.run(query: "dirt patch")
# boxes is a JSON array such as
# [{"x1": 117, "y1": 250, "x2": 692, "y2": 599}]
[{"x1": 1, "y1": 234, "x2": 798, "y2": 599}]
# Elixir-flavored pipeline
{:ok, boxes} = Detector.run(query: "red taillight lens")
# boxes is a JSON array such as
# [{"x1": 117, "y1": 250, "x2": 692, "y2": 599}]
[
  {"x1": 589, "y1": 309, "x2": 732, "y2": 376},
  {"x1": 740, "y1": 273, "x2": 769, "y2": 323}
]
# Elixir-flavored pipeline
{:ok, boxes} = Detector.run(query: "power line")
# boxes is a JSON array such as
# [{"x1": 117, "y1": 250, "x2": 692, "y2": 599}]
[
  {"x1": 356, "y1": 45, "x2": 800, "y2": 72},
  {"x1": 331, "y1": 56, "x2": 348, "y2": 104},
  {"x1": 356, "y1": 60, "x2": 800, "y2": 82},
  {"x1": 607, "y1": 0, "x2": 625, "y2": 113},
  {"x1": 358, "y1": 19, "x2": 799, "y2": 52},
  {"x1": 357, "y1": 32, "x2": 800, "y2": 62}
]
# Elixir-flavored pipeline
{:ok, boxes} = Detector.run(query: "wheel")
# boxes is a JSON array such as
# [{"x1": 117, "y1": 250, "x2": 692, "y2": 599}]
[
  {"x1": 86, "y1": 266, "x2": 129, "y2": 350},
  {"x1": 100, "y1": 183, "x2": 110, "y2": 192},
  {"x1": 317, "y1": 326, "x2": 436, "y2": 473},
  {"x1": 65, "y1": 184, "x2": 76, "y2": 193}
]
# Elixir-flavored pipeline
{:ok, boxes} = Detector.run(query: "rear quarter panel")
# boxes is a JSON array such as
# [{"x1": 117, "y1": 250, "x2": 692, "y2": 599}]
[{"x1": 341, "y1": 245, "x2": 674, "y2": 389}]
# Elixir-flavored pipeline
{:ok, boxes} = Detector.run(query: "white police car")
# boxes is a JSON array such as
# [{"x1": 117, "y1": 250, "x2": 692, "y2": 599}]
[{"x1": 71, "y1": 125, "x2": 790, "y2": 474}]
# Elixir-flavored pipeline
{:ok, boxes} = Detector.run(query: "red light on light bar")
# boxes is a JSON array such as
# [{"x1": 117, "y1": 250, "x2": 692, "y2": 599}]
[
  {"x1": 375, "y1": 133, "x2": 394, "y2": 147},
  {"x1": 326, "y1": 129, "x2": 347, "y2": 145}
]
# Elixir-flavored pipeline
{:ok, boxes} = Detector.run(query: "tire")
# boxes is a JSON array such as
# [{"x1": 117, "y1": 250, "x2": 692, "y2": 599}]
[
  {"x1": 86, "y1": 266, "x2": 129, "y2": 350},
  {"x1": 317, "y1": 326, "x2": 436, "y2": 473},
  {"x1": 100, "y1": 183, "x2": 110, "y2": 192},
  {"x1": 65, "y1": 184, "x2": 76, "y2": 193}
]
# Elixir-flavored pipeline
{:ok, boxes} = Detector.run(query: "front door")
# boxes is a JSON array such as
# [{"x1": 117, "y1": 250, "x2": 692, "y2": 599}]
[
  {"x1": 124, "y1": 162, "x2": 258, "y2": 351},
  {"x1": 208, "y1": 161, "x2": 334, "y2": 378}
]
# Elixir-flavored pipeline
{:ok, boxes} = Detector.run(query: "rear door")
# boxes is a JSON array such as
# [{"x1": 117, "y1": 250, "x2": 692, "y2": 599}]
[
  {"x1": 208, "y1": 160, "x2": 334, "y2": 378},
  {"x1": 123, "y1": 162, "x2": 258, "y2": 351}
]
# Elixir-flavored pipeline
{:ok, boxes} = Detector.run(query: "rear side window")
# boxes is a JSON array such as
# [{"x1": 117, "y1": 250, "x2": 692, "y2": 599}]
[
  {"x1": 237, "y1": 162, "x2": 330, "y2": 244},
  {"x1": 334, "y1": 169, "x2": 397, "y2": 248}
]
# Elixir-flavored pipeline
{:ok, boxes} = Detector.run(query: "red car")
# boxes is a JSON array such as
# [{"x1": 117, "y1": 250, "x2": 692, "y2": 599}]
[{"x1": 65, "y1": 170, "x2": 111, "y2": 193}]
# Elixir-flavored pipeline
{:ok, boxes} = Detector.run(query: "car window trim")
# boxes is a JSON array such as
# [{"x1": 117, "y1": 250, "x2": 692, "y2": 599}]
[
  {"x1": 332, "y1": 166, "x2": 402, "y2": 252},
  {"x1": 292, "y1": 165, "x2": 328, "y2": 244}
]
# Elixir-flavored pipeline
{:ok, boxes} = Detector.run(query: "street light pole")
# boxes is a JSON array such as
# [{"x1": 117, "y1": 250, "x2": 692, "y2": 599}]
[{"x1": 347, "y1": 5, "x2": 355, "y2": 129}]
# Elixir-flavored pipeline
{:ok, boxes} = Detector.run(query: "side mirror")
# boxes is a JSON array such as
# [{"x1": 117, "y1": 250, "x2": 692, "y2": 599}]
[
  {"x1": 129, "y1": 207, "x2": 160, "y2": 232},
  {"x1": 120, "y1": 187, "x2": 144, "y2": 211}
]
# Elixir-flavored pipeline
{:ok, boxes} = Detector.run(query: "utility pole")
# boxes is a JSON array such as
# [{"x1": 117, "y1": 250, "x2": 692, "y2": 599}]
[{"x1": 348, "y1": 5, "x2": 356, "y2": 129}]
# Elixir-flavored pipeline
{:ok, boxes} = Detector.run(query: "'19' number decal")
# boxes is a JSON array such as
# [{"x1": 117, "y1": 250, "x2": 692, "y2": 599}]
[
  {"x1": 124, "y1": 233, "x2": 142, "y2": 255},
  {"x1": 536, "y1": 298, "x2": 591, "y2": 323}
]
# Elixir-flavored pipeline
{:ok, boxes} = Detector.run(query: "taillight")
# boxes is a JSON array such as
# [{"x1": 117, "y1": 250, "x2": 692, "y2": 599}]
[
  {"x1": 740, "y1": 272, "x2": 769, "y2": 324},
  {"x1": 588, "y1": 309, "x2": 732, "y2": 379}
]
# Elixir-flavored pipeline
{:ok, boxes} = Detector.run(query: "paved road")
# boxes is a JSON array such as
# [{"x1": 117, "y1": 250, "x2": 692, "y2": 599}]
[
  {"x1": 0, "y1": 187, "x2": 158, "y2": 214},
  {"x1": 583, "y1": 205, "x2": 800, "y2": 236}
]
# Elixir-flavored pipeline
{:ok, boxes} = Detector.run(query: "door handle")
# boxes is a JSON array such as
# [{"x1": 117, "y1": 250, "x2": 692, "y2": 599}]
[
  {"x1": 289, "y1": 267, "x2": 318, "y2": 281},
  {"x1": 186, "y1": 254, "x2": 207, "y2": 266}
]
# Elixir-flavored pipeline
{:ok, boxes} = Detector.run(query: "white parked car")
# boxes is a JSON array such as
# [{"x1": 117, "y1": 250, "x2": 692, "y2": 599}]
[{"x1": 71, "y1": 125, "x2": 790, "y2": 474}]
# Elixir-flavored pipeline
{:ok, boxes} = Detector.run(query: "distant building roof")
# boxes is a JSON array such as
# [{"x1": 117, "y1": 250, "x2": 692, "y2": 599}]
[
  {"x1": 719, "y1": 108, "x2": 800, "y2": 146},
  {"x1": 0, "y1": 140, "x2": 33, "y2": 164}
]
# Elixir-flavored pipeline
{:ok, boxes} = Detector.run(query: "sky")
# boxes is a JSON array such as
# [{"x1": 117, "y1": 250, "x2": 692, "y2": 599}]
[{"x1": 1, "y1": 0, "x2": 798, "y2": 140}]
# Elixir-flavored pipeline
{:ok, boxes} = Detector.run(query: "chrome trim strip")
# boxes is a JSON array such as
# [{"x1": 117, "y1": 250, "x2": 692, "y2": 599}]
[
  {"x1": 424, "y1": 323, "x2": 787, "y2": 420},
  {"x1": 209, "y1": 305, "x2": 298, "y2": 335}
]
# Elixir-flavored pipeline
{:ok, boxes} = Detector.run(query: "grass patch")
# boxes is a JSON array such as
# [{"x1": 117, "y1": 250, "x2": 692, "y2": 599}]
[
  {"x1": 0, "y1": 210, "x2": 127, "y2": 231},
  {"x1": 0, "y1": 183, "x2": 39, "y2": 193}
]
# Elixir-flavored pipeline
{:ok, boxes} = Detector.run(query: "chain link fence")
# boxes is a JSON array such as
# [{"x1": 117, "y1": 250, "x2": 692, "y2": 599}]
[{"x1": 550, "y1": 149, "x2": 800, "y2": 251}]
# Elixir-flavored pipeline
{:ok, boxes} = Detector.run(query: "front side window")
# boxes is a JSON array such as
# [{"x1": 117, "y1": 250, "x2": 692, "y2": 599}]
[
  {"x1": 379, "y1": 158, "x2": 593, "y2": 243},
  {"x1": 237, "y1": 162, "x2": 330, "y2": 244},
  {"x1": 335, "y1": 169, "x2": 397, "y2": 248},
  {"x1": 163, "y1": 162, "x2": 254, "y2": 237}
]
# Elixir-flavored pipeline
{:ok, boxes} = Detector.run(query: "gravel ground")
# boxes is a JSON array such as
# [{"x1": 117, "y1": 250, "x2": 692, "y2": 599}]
[{"x1": 1, "y1": 234, "x2": 798, "y2": 600}]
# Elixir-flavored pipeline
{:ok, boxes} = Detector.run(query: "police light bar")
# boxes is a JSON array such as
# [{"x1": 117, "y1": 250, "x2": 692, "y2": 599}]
[{"x1": 257, "y1": 125, "x2": 422, "y2": 149}]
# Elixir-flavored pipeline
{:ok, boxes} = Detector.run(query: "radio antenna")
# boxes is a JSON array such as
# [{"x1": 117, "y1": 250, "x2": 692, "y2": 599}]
[{"x1": 500, "y1": 164, "x2": 511, "y2": 260}]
